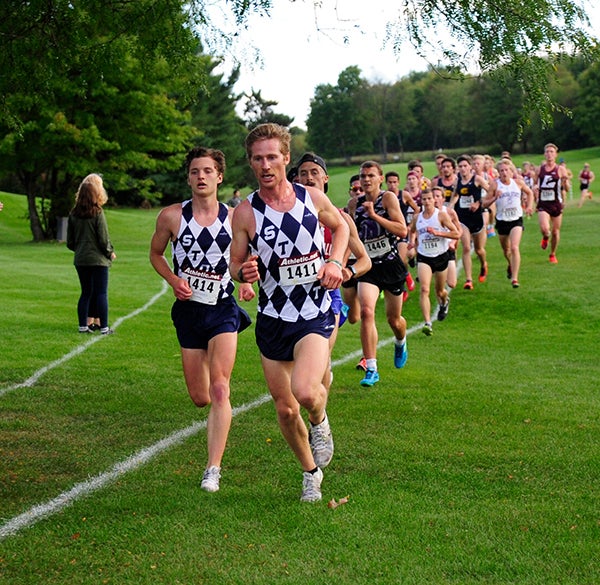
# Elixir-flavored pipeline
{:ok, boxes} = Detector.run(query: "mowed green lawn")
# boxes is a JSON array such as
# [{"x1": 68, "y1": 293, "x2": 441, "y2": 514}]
[{"x1": 1, "y1": 170, "x2": 599, "y2": 583}]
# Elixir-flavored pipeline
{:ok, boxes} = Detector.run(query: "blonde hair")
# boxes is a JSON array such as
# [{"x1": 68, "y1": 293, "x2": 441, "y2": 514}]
[
  {"x1": 245, "y1": 123, "x2": 291, "y2": 159},
  {"x1": 72, "y1": 173, "x2": 108, "y2": 218},
  {"x1": 496, "y1": 158, "x2": 517, "y2": 173}
]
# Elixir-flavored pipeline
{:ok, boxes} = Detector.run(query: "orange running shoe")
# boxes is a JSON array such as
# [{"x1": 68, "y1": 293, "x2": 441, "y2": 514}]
[
  {"x1": 549, "y1": 254, "x2": 558, "y2": 264},
  {"x1": 478, "y1": 262, "x2": 488, "y2": 283}
]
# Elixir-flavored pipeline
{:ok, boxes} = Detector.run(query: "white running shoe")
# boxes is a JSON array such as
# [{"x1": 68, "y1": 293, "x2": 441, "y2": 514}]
[
  {"x1": 309, "y1": 413, "x2": 334, "y2": 468},
  {"x1": 301, "y1": 467, "x2": 323, "y2": 502},
  {"x1": 201, "y1": 465, "x2": 221, "y2": 492}
]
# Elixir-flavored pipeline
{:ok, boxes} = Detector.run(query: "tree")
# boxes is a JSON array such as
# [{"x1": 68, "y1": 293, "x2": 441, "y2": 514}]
[
  {"x1": 469, "y1": 72, "x2": 523, "y2": 152},
  {"x1": 0, "y1": 0, "x2": 201, "y2": 240},
  {"x1": 243, "y1": 89, "x2": 294, "y2": 129},
  {"x1": 383, "y1": 79, "x2": 417, "y2": 157},
  {"x1": 366, "y1": 83, "x2": 394, "y2": 162},
  {"x1": 181, "y1": 60, "x2": 250, "y2": 199},
  {"x1": 392, "y1": 0, "x2": 598, "y2": 129},
  {"x1": 573, "y1": 62, "x2": 600, "y2": 146},
  {"x1": 306, "y1": 66, "x2": 372, "y2": 161}
]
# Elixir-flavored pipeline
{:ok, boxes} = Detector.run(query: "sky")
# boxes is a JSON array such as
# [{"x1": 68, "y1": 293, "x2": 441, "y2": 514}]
[{"x1": 206, "y1": 0, "x2": 600, "y2": 130}]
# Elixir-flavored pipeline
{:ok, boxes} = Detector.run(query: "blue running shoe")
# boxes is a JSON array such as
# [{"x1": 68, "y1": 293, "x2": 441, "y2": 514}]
[
  {"x1": 360, "y1": 368, "x2": 380, "y2": 387},
  {"x1": 338, "y1": 303, "x2": 349, "y2": 327},
  {"x1": 394, "y1": 341, "x2": 408, "y2": 368}
]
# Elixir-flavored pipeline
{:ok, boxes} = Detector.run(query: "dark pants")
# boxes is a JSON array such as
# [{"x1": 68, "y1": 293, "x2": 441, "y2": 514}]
[{"x1": 75, "y1": 265, "x2": 109, "y2": 328}]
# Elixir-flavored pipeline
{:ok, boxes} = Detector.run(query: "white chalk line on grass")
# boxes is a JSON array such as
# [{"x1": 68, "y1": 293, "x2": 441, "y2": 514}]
[
  {"x1": 0, "y1": 394, "x2": 272, "y2": 540},
  {"x1": 0, "y1": 324, "x2": 430, "y2": 541},
  {"x1": 0, "y1": 281, "x2": 169, "y2": 398},
  {"x1": 1, "y1": 267, "x2": 462, "y2": 540}
]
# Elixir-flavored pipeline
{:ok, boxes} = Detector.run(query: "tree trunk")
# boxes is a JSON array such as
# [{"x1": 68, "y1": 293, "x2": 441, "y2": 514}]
[
  {"x1": 381, "y1": 134, "x2": 388, "y2": 163},
  {"x1": 26, "y1": 192, "x2": 46, "y2": 242}
]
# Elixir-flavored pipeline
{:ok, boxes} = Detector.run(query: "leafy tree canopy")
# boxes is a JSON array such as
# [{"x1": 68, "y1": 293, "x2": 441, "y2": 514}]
[
  {"x1": 385, "y1": 0, "x2": 598, "y2": 127},
  {"x1": 204, "y1": 0, "x2": 598, "y2": 129}
]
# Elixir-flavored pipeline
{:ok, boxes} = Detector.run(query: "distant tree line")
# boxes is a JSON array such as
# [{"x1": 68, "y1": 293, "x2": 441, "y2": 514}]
[
  {"x1": 1, "y1": 1, "x2": 597, "y2": 241},
  {"x1": 305, "y1": 59, "x2": 600, "y2": 163}
]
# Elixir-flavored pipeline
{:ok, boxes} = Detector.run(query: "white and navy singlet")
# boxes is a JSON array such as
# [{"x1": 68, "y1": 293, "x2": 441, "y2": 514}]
[
  {"x1": 171, "y1": 200, "x2": 234, "y2": 305},
  {"x1": 494, "y1": 178, "x2": 524, "y2": 222},
  {"x1": 416, "y1": 208, "x2": 449, "y2": 258},
  {"x1": 248, "y1": 183, "x2": 330, "y2": 322}
]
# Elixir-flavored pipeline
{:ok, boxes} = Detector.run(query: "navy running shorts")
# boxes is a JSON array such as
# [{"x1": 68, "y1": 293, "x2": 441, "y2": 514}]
[
  {"x1": 255, "y1": 310, "x2": 335, "y2": 361},
  {"x1": 495, "y1": 217, "x2": 524, "y2": 236},
  {"x1": 417, "y1": 250, "x2": 451, "y2": 273},
  {"x1": 171, "y1": 295, "x2": 251, "y2": 350},
  {"x1": 358, "y1": 256, "x2": 407, "y2": 296}
]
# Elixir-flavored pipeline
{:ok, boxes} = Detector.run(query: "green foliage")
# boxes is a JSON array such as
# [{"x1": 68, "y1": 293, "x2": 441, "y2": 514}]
[
  {"x1": 0, "y1": 0, "x2": 248, "y2": 240},
  {"x1": 1, "y1": 0, "x2": 599, "y2": 241},
  {"x1": 307, "y1": 66, "x2": 373, "y2": 160},
  {"x1": 243, "y1": 89, "x2": 294, "y2": 129},
  {"x1": 396, "y1": 0, "x2": 598, "y2": 127},
  {"x1": 574, "y1": 61, "x2": 600, "y2": 145},
  {"x1": 307, "y1": 56, "x2": 599, "y2": 161}
]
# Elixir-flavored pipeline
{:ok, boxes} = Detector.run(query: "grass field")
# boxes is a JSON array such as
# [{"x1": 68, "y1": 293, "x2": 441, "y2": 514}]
[{"x1": 1, "y1": 158, "x2": 599, "y2": 584}]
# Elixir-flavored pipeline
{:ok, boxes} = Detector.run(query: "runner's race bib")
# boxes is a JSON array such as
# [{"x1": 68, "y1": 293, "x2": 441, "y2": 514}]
[
  {"x1": 278, "y1": 251, "x2": 322, "y2": 285},
  {"x1": 459, "y1": 195, "x2": 474, "y2": 208},
  {"x1": 183, "y1": 268, "x2": 222, "y2": 305},
  {"x1": 540, "y1": 189, "x2": 555, "y2": 202},
  {"x1": 502, "y1": 207, "x2": 519, "y2": 220},
  {"x1": 365, "y1": 235, "x2": 392, "y2": 258}
]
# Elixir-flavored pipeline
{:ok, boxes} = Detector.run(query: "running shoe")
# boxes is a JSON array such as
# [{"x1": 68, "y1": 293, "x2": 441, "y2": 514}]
[
  {"x1": 549, "y1": 254, "x2": 558, "y2": 264},
  {"x1": 201, "y1": 466, "x2": 221, "y2": 492},
  {"x1": 301, "y1": 467, "x2": 323, "y2": 502},
  {"x1": 355, "y1": 357, "x2": 367, "y2": 371},
  {"x1": 100, "y1": 327, "x2": 114, "y2": 335},
  {"x1": 78, "y1": 326, "x2": 92, "y2": 333},
  {"x1": 512, "y1": 279, "x2": 520, "y2": 288},
  {"x1": 486, "y1": 224, "x2": 496, "y2": 238},
  {"x1": 541, "y1": 236, "x2": 549, "y2": 250},
  {"x1": 394, "y1": 341, "x2": 408, "y2": 368},
  {"x1": 360, "y1": 368, "x2": 380, "y2": 387},
  {"x1": 506, "y1": 264, "x2": 512, "y2": 279},
  {"x1": 402, "y1": 290, "x2": 409, "y2": 302},
  {"x1": 309, "y1": 413, "x2": 334, "y2": 468},
  {"x1": 478, "y1": 262, "x2": 488, "y2": 283},
  {"x1": 463, "y1": 280, "x2": 473, "y2": 290},
  {"x1": 437, "y1": 299, "x2": 450, "y2": 321},
  {"x1": 422, "y1": 323, "x2": 433, "y2": 336},
  {"x1": 406, "y1": 272, "x2": 416, "y2": 291}
]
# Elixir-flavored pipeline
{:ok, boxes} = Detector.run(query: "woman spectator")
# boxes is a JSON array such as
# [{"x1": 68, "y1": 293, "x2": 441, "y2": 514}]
[{"x1": 67, "y1": 174, "x2": 116, "y2": 334}]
